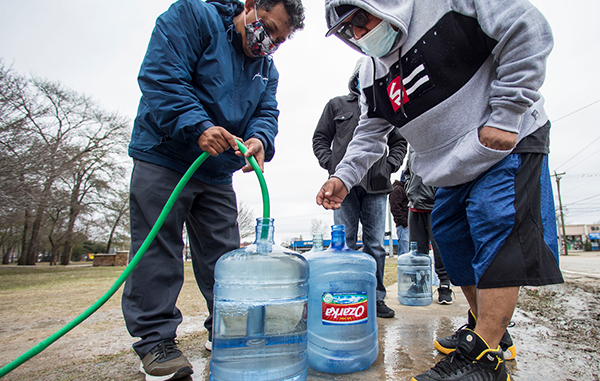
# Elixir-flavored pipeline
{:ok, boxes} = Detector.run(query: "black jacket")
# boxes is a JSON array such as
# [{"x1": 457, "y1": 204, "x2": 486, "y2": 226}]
[
  {"x1": 389, "y1": 180, "x2": 409, "y2": 227},
  {"x1": 312, "y1": 65, "x2": 407, "y2": 194},
  {"x1": 404, "y1": 147, "x2": 436, "y2": 210}
]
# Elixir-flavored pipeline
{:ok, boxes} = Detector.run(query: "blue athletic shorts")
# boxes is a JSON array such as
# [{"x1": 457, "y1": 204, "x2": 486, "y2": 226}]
[{"x1": 431, "y1": 153, "x2": 564, "y2": 288}]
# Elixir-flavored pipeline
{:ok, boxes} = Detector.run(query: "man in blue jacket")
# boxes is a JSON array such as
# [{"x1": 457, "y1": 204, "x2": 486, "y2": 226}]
[{"x1": 122, "y1": 0, "x2": 304, "y2": 379}]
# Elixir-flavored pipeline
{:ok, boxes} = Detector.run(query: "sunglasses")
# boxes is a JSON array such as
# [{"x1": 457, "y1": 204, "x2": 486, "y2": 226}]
[{"x1": 339, "y1": 10, "x2": 370, "y2": 39}]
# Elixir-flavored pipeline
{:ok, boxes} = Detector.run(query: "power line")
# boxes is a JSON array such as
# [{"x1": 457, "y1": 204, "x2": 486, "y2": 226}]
[
  {"x1": 566, "y1": 192, "x2": 600, "y2": 206},
  {"x1": 551, "y1": 99, "x2": 600, "y2": 171},
  {"x1": 552, "y1": 98, "x2": 600, "y2": 124},
  {"x1": 554, "y1": 136, "x2": 600, "y2": 170},
  {"x1": 559, "y1": 145, "x2": 600, "y2": 172}
]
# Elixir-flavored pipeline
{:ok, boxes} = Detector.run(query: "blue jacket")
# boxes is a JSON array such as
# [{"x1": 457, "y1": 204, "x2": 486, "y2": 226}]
[{"x1": 128, "y1": 0, "x2": 279, "y2": 184}]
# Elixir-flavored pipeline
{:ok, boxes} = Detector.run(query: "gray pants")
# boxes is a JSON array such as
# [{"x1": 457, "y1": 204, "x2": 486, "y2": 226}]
[{"x1": 122, "y1": 160, "x2": 240, "y2": 358}]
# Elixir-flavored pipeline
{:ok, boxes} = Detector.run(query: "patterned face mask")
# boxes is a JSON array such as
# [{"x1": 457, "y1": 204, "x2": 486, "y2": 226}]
[{"x1": 244, "y1": 6, "x2": 279, "y2": 57}]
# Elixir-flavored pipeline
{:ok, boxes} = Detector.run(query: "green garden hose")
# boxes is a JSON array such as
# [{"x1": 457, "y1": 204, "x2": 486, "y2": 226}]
[{"x1": 0, "y1": 140, "x2": 269, "y2": 378}]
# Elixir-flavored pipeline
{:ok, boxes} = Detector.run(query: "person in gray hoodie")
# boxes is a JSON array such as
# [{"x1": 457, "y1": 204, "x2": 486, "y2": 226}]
[
  {"x1": 315, "y1": 1, "x2": 563, "y2": 380},
  {"x1": 312, "y1": 58, "x2": 407, "y2": 319}
]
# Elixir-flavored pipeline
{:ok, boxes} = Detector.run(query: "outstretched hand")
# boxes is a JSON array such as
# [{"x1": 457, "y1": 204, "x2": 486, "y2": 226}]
[{"x1": 316, "y1": 177, "x2": 348, "y2": 210}]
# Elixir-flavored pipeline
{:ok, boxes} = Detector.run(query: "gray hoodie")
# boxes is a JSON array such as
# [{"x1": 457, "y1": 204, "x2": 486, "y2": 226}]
[{"x1": 325, "y1": 0, "x2": 553, "y2": 188}]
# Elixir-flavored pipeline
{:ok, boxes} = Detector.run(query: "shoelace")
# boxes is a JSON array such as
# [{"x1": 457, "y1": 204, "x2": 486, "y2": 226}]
[
  {"x1": 152, "y1": 340, "x2": 180, "y2": 360},
  {"x1": 431, "y1": 350, "x2": 472, "y2": 376}
]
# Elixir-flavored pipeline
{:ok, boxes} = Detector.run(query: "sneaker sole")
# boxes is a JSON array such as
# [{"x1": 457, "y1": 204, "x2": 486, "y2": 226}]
[
  {"x1": 437, "y1": 299, "x2": 453, "y2": 305},
  {"x1": 503, "y1": 344, "x2": 517, "y2": 361},
  {"x1": 411, "y1": 376, "x2": 511, "y2": 381},
  {"x1": 434, "y1": 341, "x2": 517, "y2": 361},
  {"x1": 205, "y1": 340, "x2": 212, "y2": 351},
  {"x1": 139, "y1": 363, "x2": 193, "y2": 381}
]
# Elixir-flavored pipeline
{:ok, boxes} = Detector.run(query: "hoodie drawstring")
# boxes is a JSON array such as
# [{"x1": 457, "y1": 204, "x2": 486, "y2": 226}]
[
  {"x1": 372, "y1": 51, "x2": 408, "y2": 119},
  {"x1": 398, "y1": 49, "x2": 408, "y2": 119}
]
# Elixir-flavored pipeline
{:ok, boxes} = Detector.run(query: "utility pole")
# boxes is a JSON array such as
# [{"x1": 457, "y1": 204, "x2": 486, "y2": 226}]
[{"x1": 553, "y1": 171, "x2": 568, "y2": 256}]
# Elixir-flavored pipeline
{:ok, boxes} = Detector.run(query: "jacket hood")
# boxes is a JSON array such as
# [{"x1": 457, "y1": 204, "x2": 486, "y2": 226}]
[
  {"x1": 207, "y1": 0, "x2": 245, "y2": 20},
  {"x1": 324, "y1": 0, "x2": 411, "y2": 55},
  {"x1": 347, "y1": 57, "x2": 366, "y2": 97}
]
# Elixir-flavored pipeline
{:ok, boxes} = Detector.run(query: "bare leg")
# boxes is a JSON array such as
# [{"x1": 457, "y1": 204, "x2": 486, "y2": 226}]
[
  {"x1": 475, "y1": 287, "x2": 519, "y2": 349},
  {"x1": 460, "y1": 285, "x2": 478, "y2": 315}
]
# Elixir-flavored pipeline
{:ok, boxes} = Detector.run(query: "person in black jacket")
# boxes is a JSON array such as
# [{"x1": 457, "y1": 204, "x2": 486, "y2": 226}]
[
  {"x1": 404, "y1": 146, "x2": 453, "y2": 304},
  {"x1": 313, "y1": 58, "x2": 407, "y2": 318},
  {"x1": 389, "y1": 173, "x2": 409, "y2": 256}
]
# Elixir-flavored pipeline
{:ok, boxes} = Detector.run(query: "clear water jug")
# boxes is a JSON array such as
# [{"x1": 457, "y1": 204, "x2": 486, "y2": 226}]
[
  {"x1": 302, "y1": 234, "x2": 324, "y2": 258},
  {"x1": 209, "y1": 218, "x2": 309, "y2": 381},
  {"x1": 305, "y1": 225, "x2": 378, "y2": 374},
  {"x1": 397, "y1": 241, "x2": 433, "y2": 306}
]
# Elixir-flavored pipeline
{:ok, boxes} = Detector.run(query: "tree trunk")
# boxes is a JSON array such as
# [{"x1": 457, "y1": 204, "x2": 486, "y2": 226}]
[
  {"x1": 25, "y1": 179, "x2": 55, "y2": 265},
  {"x1": 61, "y1": 180, "x2": 81, "y2": 266},
  {"x1": 17, "y1": 209, "x2": 30, "y2": 265}
]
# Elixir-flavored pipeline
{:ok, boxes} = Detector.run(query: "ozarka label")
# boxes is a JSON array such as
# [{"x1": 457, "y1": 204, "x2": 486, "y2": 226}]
[{"x1": 322, "y1": 292, "x2": 368, "y2": 325}]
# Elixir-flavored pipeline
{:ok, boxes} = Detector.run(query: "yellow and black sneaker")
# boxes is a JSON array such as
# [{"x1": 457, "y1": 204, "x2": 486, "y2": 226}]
[
  {"x1": 434, "y1": 310, "x2": 516, "y2": 360},
  {"x1": 413, "y1": 329, "x2": 510, "y2": 381},
  {"x1": 140, "y1": 339, "x2": 193, "y2": 381}
]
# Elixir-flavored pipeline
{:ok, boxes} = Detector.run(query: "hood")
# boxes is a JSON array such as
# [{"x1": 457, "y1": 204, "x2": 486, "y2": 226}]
[
  {"x1": 207, "y1": 0, "x2": 245, "y2": 21},
  {"x1": 347, "y1": 57, "x2": 366, "y2": 97},
  {"x1": 324, "y1": 0, "x2": 412, "y2": 55}
]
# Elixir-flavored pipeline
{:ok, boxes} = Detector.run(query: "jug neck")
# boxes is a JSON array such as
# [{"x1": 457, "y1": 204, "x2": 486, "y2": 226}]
[
  {"x1": 312, "y1": 234, "x2": 324, "y2": 251},
  {"x1": 253, "y1": 218, "x2": 275, "y2": 252},
  {"x1": 409, "y1": 241, "x2": 427, "y2": 256},
  {"x1": 330, "y1": 225, "x2": 348, "y2": 250}
]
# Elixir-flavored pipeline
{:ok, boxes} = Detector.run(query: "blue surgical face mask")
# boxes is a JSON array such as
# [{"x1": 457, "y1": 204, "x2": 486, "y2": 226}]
[{"x1": 352, "y1": 20, "x2": 398, "y2": 58}]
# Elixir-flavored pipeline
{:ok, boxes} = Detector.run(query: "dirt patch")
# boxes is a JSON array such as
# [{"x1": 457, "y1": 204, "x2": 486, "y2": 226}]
[{"x1": 512, "y1": 280, "x2": 600, "y2": 381}]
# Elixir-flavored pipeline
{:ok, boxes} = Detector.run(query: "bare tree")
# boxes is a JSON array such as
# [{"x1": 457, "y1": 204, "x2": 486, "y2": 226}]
[
  {"x1": 237, "y1": 201, "x2": 256, "y2": 241},
  {"x1": 102, "y1": 188, "x2": 130, "y2": 254},
  {"x1": 0, "y1": 63, "x2": 130, "y2": 265},
  {"x1": 310, "y1": 219, "x2": 328, "y2": 237}
]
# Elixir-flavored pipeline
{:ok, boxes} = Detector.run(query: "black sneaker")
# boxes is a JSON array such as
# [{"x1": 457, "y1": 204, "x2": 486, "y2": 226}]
[
  {"x1": 412, "y1": 329, "x2": 510, "y2": 381},
  {"x1": 376, "y1": 300, "x2": 395, "y2": 318},
  {"x1": 140, "y1": 339, "x2": 193, "y2": 381},
  {"x1": 434, "y1": 309, "x2": 476, "y2": 354},
  {"x1": 434, "y1": 310, "x2": 516, "y2": 360},
  {"x1": 436, "y1": 284, "x2": 453, "y2": 305}
]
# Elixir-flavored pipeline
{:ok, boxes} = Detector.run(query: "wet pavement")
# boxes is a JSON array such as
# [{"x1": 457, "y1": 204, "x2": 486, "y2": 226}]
[{"x1": 182, "y1": 251, "x2": 600, "y2": 381}]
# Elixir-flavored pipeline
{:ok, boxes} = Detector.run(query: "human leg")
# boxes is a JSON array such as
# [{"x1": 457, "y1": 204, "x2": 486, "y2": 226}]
[
  {"x1": 408, "y1": 210, "x2": 431, "y2": 255},
  {"x1": 361, "y1": 192, "x2": 394, "y2": 318},
  {"x1": 123, "y1": 161, "x2": 194, "y2": 380},
  {"x1": 333, "y1": 187, "x2": 361, "y2": 249},
  {"x1": 123, "y1": 161, "x2": 193, "y2": 358},
  {"x1": 422, "y1": 210, "x2": 453, "y2": 303},
  {"x1": 360, "y1": 192, "x2": 388, "y2": 302},
  {"x1": 186, "y1": 181, "x2": 240, "y2": 341},
  {"x1": 396, "y1": 225, "x2": 410, "y2": 255}
]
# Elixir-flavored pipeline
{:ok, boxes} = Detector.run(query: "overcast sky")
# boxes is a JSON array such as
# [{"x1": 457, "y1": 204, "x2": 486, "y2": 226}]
[{"x1": 1, "y1": 0, "x2": 599, "y2": 243}]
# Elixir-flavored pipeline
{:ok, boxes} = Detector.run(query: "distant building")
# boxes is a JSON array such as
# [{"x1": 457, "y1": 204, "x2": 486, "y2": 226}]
[{"x1": 563, "y1": 224, "x2": 600, "y2": 252}]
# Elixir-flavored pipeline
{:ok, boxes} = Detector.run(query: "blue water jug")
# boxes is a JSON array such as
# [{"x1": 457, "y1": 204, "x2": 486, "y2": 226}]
[
  {"x1": 305, "y1": 225, "x2": 378, "y2": 374},
  {"x1": 210, "y1": 218, "x2": 309, "y2": 381},
  {"x1": 397, "y1": 241, "x2": 433, "y2": 306}
]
